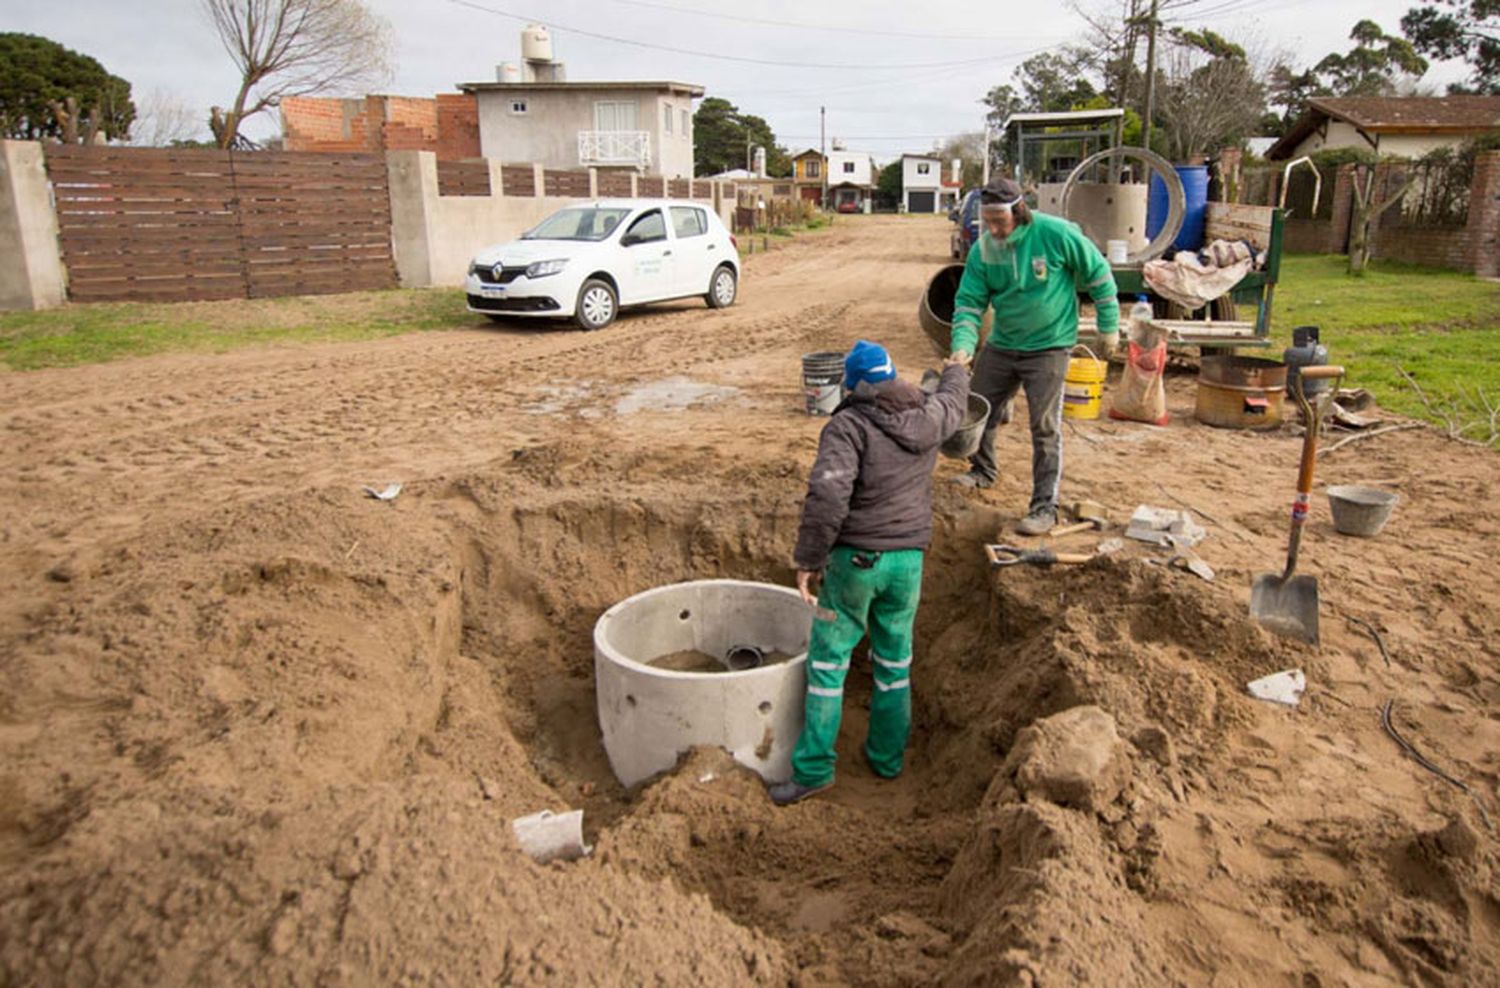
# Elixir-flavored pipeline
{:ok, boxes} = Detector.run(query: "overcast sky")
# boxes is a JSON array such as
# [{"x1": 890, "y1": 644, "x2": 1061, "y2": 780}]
[{"x1": 9, "y1": 0, "x2": 1467, "y2": 158}]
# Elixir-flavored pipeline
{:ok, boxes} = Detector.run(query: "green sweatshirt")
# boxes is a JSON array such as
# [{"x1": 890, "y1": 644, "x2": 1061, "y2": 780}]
[{"x1": 950, "y1": 212, "x2": 1120, "y2": 356}]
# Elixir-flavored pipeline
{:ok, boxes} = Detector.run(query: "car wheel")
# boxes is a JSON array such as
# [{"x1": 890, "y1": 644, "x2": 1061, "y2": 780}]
[
  {"x1": 705, "y1": 265, "x2": 737, "y2": 309},
  {"x1": 574, "y1": 278, "x2": 617, "y2": 331}
]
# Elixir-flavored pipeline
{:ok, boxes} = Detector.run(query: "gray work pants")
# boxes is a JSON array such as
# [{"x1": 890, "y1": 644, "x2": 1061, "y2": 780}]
[{"x1": 968, "y1": 345, "x2": 1070, "y2": 513}]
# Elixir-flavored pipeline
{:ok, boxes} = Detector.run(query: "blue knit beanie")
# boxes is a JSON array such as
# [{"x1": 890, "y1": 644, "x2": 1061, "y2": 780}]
[{"x1": 844, "y1": 340, "x2": 896, "y2": 389}]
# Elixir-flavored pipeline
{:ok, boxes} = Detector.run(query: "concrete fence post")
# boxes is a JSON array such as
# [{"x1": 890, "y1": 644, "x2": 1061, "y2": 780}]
[
  {"x1": 0, "y1": 140, "x2": 67, "y2": 310},
  {"x1": 486, "y1": 156, "x2": 505, "y2": 200},
  {"x1": 1468, "y1": 151, "x2": 1500, "y2": 278},
  {"x1": 386, "y1": 149, "x2": 439, "y2": 288},
  {"x1": 531, "y1": 162, "x2": 545, "y2": 198},
  {"x1": 588, "y1": 167, "x2": 598, "y2": 198},
  {"x1": 629, "y1": 171, "x2": 639, "y2": 199}
]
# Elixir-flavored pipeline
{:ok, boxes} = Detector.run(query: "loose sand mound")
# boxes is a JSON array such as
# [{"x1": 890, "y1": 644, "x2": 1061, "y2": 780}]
[{"x1": 2, "y1": 216, "x2": 1496, "y2": 984}]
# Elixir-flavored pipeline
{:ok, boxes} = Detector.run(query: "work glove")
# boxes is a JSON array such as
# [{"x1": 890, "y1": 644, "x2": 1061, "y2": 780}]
[{"x1": 1097, "y1": 332, "x2": 1119, "y2": 358}]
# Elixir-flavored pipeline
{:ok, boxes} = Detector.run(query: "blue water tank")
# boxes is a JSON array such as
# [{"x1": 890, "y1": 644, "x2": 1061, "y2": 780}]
[{"x1": 1145, "y1": 164, "x2": 1210, "y2": 251}]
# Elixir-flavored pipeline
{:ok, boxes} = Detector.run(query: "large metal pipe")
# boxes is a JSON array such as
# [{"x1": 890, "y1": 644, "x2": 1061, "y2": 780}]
[{"x1": 917, "y1": 263, "x2": 967, "y2": 356}]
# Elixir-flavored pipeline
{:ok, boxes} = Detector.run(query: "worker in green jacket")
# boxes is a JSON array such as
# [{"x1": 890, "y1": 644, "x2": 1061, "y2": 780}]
[{"x1": 948, "y1": 177, "x2": 1120, "y2": 535}]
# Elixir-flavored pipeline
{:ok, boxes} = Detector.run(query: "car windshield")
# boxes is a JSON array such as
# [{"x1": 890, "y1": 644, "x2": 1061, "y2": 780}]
[{"x1": 521, "y1": 207, "x2": 634, "y2": 241}]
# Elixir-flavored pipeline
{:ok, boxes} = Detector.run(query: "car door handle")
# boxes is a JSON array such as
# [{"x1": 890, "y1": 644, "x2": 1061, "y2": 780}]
[
  {"x1": 707, "y1": 244, "x2": 716, "y2": 249},
  {"x1": 663, "y1": 250, "x2": 672, "y2": 256}
]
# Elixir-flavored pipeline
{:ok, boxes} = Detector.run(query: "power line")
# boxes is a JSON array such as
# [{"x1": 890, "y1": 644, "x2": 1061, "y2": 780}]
[
  {"x1": 444, "y1": 0, "x2": 1016, "y2": 70},
  {"x1": 602, "y1": 0, "x2": 1057, "y2": 43}
]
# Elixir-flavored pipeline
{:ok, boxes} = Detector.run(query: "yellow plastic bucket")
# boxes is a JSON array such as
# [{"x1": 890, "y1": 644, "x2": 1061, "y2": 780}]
[{"x1": 1062, "y1": 345, "x2": 1107, "y2": 421}]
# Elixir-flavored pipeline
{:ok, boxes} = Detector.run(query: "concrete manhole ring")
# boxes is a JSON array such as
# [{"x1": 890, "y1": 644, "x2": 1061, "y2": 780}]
[{"x1": 593, "y1": 579, "x2": 810, "y2": 788}]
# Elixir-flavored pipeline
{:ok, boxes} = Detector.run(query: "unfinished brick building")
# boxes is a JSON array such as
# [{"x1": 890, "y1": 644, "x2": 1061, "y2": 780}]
[{"x1": 282, "y1": 94, "x2": 481, "y2": 160}]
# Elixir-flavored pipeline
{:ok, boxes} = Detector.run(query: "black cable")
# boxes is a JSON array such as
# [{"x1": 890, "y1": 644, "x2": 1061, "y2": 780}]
[
  {"x1": 445, "y1": 0, "x2": 1016, "y2": 70},
  {"x1": 1346, "y1": 614, "x2": 1392, "y2": 667},
  {"x1": 1381, "y1": 698, "x2": 1494, "y2": 834}
]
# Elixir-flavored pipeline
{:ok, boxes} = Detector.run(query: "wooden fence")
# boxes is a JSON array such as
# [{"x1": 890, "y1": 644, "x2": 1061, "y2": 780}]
[
  {"x1": 43, "y1": 145, "x2": 395, "y2": 302},
  {"x1": 436, "y1": 159, "x2": 491, "y2": 197}
]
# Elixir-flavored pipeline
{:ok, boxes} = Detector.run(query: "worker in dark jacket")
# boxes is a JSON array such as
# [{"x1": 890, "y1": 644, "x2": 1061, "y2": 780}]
[{"x1": 769, "y1": 340, "x2": 970, "y2": 806}]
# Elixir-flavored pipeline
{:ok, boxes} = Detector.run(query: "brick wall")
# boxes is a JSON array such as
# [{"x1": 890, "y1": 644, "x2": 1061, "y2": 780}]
[
  {"x1": 282, "y1": 94, "x2": 480, "y2": 160},
  {"x1": 1267, "y1": 154, "x2": 1500, "y2": 276},
  {"x1": 1468, "y1": 151, "x2": 1500, "y2": 278},
  {"x1": 435, "y1": 94, "x2": 481, "y2": 160}
]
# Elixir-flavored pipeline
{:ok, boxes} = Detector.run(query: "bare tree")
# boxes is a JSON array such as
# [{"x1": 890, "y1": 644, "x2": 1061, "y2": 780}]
[
  {"x1": 1154, "y1": 30, "x2": 1271, "y2": 160},
  {"x1": 131, "y1": 88, "x2": 206, "y2": 146},
  {"x1": 201, "y1": 0, "x2": 394, "y2": 149},
  {"x1": 1348, "y1": 162, "x2": 1417, "y2": 274}
]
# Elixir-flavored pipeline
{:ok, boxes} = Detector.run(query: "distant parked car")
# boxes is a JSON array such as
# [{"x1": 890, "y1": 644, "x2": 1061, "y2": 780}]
[
  {"x1": 465, "y1": 199, "x2": 740, "y2": 331},
  {"x1": 949, "y1": 188, "x2": 982, "y2": 260}
]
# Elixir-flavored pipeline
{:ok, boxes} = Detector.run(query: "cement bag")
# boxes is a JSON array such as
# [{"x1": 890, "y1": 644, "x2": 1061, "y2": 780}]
[{"x1": 1108, "y1": 334, "x2": 1169, "y2": 426}]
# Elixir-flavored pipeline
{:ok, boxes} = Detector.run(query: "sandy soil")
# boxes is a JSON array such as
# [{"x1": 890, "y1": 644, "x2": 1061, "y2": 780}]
[{"x1": 1, "y1": 214, "x2": 1496, "y2": 986}]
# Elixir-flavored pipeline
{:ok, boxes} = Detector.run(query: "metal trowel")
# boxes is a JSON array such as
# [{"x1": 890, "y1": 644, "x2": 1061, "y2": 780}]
[{"x1": 1250, "y1": 365, "x2": 1344, "y2": 645}]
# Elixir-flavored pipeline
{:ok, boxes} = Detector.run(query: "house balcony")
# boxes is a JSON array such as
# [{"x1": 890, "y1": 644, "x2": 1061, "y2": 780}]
[{"x1": 578, "y1": 130, "x2": 652, "y2": 169}]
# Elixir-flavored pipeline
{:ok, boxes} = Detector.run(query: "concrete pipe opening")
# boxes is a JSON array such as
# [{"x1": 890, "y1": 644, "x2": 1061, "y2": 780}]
[{"x1": 594, "y1": 579, "x2": 810, "y2": 788}]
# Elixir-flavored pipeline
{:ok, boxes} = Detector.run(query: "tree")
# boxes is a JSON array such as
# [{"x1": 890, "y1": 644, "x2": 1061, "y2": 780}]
[
  {"x1": 0, "y1": 33, "x2": 134, "y2": 142},
  {"x1": 1402, "y1": 0, "x2": 1500, "y2": 93},
  {"x1": 875, "y1": 160, "x2": 903, "y2": 210},
  {"x1": 933, "y1": 132, "x2": 986, "y2": 189},
  {"x1": 201, "y1": 0, "x2": 394, "y2": 149},
  {"x1": 1155, "y1": 29, "x2": 1269, "y2": 159},
  {"x1": 1266, "y1": 64, "x2": 1324, "y2": 133},
  {"x1": 691, "y1": 96, "x2": 790, "y2": 177},
  {"x1": 130, "y1": 88, "x2": 206, "y2": 147},
  {"x1": 1315, "y1": 19, "x2": 1429, "y2": 96},
  {"x1": 1348, "y1": 158, "x2": 1417, "y2": 274}
]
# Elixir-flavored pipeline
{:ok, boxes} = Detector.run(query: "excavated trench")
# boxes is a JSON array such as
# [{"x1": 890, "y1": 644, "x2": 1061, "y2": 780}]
[{"x1": 439, "y1": 481, "x2": 1289, "y2": 982}]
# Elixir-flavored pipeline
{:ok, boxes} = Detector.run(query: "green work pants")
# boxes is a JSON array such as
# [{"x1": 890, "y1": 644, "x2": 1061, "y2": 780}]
[{"x1": 790, "y1": 546, "x2": 923, "y2": 787}]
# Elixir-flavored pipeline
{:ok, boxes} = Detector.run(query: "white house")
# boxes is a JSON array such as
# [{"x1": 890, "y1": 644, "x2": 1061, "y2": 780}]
[
  {"x1": 461, "y1": 79, "x2": 703, "y2": 178},
  {"x1": 826, "y1": 149, "x2": 876, "y2": 212},
  {"x1": 458, "y1": 26, "x2": 703, "y2": 177},
  {"x1": 1266, "y1": 96, "x2": 1500, "y2": 161},
  {"x1": 901, "y1": 153, "x2": 942, "y2": 213}
]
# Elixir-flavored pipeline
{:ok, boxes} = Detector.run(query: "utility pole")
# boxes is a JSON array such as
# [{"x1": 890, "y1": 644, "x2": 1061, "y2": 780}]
[
  {"x1": 1142, "y1": 0, "x2": 1158, "y2": 151},
  {"x1": 981, "y1": 121, "x2": 991, "y2": 188},
  {"x1": 819, "y1": 105, "x2": 828, "y2": 209}
]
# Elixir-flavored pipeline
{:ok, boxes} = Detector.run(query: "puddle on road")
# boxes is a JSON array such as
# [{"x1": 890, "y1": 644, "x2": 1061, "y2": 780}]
[
  {"x1": 524, "y1": 383, "x2": 596, "y2": 415},
  {"x1": 614, "y1": 377, "x2": 740, "y2": 415}
]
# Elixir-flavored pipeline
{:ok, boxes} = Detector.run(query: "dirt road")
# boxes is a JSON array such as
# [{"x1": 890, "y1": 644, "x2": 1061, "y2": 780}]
[{"x1": 2, "y1": 215, "x2": 1496, "y2": 985}]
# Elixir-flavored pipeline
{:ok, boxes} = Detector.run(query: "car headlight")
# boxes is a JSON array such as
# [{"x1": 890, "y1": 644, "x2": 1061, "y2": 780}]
[{"x1": 525, "y1": 259, "x2": 568, "y2": 278}]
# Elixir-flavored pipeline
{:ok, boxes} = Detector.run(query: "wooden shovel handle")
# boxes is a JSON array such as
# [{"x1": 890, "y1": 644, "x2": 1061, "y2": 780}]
[{"x1": 1300, "y1": 364, "x2": 1345, "y2": 380}]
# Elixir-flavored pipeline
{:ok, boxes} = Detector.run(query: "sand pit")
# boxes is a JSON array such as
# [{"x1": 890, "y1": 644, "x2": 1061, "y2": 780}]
[{"x1": 1, "y1": 216, "x2": 1497, "y2": 985}]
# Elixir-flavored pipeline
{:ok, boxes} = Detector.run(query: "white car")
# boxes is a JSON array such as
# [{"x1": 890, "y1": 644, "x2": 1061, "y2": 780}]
[{"x1": 465, "y1": 198, "x2": 741, "y2": 331}]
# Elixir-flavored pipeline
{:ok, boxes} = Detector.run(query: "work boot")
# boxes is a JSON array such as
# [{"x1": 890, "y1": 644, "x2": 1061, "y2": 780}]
[
  {"x1": 861, "y1": 745, "x2": 901, "y2": 780},
  {"x1": 951, "y1": 471, "x2": 993, "y2": 490},
  {"x1": 1015, "y1": 506, "x2": 1057, "y2": 536},
  {"x1": 768, "y1": 779, "x2": 833, "y2": 806}
]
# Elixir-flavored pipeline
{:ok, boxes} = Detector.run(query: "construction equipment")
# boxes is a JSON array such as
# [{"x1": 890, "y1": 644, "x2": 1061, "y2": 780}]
[
  {"x1": 1049, "y1": 500, "x2": 1108, "y2": 538},
  {"x1": 1250, "y1": 365, "x2": 1345, "y2": 645}
]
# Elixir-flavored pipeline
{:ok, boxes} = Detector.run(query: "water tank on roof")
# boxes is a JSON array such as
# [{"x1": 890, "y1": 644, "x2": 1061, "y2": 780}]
[
  {"x1": 753, "y1": 146, "x2": 767, "y2": 178},
  {"x1": 497, "y1": 62, "x2": 521, "y2": 83},
  {"x1": 522, "y1": 24, "x2": 553, "y2": 62}
]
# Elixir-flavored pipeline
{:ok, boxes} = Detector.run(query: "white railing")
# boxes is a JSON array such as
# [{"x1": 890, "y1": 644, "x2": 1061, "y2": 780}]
[{"x1": 578, "y1": 130, "x2": 651, "y2": 168}]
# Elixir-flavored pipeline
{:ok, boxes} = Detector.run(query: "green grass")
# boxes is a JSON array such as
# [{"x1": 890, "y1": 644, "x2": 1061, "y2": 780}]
[
  {"x1": 0, "y1": 288, "x2": 473, "y2": 371},
  {"x1": 1269, "y1": 254, "x2": 1500, "y2": 442}
]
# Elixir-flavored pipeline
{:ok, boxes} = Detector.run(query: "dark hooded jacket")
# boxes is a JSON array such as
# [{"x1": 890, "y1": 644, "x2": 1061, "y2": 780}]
[{"x1": 793, "y1": 363, "x2": 969, "y2": 570}]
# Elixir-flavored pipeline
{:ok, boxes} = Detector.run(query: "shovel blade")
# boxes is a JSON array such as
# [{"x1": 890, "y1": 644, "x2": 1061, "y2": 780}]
[{"x1": 1250, "y1": 573, "x2": 1320, "y2": 645}]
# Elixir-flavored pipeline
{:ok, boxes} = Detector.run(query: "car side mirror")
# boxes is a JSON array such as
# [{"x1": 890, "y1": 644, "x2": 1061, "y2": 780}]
[{"x1": 621, "y1": 232, "x2": 639, "y2": 247}]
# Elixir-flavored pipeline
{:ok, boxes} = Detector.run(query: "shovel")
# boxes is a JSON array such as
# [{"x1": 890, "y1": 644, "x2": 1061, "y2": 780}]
[{"x1": 1250, "y1": 365, "x2": 1345, "y2": 645}]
